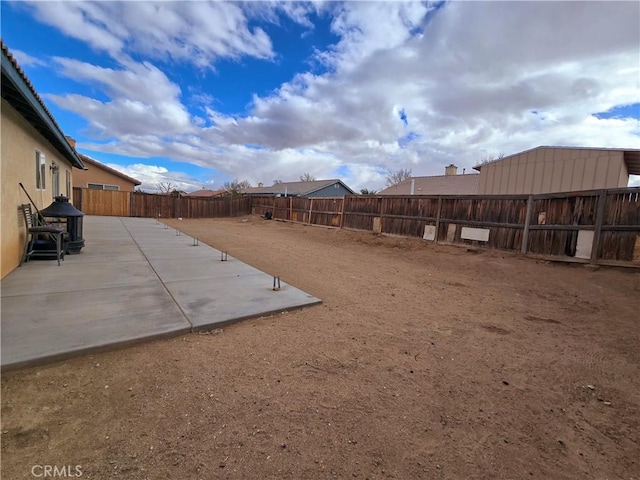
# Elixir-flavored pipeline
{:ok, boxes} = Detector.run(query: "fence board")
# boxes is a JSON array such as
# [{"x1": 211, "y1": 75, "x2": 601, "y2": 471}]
[
  {"x1": 598, "y1": 231, "x2": 639, "y2": 262},
  {"x1": 343, "y1": 196, "x2": 382, "y2": 231},
  {"x1": 527, "y1": 229, "x2": 578, "y2": 257},
  {"x1": 531, "y1": 194, "x2": 598, "y2": 226},
  {"x1": 604, "y1": 190, "x2": 640, "y2": 225}
]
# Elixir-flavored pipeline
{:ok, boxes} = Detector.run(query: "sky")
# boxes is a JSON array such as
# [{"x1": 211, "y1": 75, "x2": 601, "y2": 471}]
[{"x1": 2, "y1": 0, "x2": 639, "y2": 193}]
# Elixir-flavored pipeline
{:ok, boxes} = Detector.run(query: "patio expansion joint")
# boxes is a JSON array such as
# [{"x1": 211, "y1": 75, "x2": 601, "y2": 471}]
[{"x1": 119, "y1": 218, "x2": 195, "y2": 331}]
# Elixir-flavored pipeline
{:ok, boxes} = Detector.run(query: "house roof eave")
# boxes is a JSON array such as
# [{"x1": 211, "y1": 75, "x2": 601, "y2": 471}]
[
  {"x1": 79, "y1": 155, "x2": 141, "y2": 185},
  {"x1": 1, "y1": 42, "x2": 85, "y2": 170}
]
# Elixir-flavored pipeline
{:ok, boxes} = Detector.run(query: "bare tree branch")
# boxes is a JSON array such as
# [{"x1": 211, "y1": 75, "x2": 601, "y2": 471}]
[
  {"x1": 478, "y1": 152, "x2": 505, "y2": 166},
  {"x1": 385, "y1": 168, "x2": 412, "y2": 187},
  {"x1": 222, "y1": 179, "x2": 251, "y2": 196},
  {"x1": 156, "y1": 182, "x2": 178, "y2": 194}
]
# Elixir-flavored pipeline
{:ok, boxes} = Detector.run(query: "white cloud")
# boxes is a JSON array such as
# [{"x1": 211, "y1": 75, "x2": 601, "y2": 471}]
[
  {"x1": 30, "y1": 1, "x2": 640, "y2": 191},
  {"x1": 27, "y1": 1, "x2": 124, "y2": 55},
  {"x1": 46, "y1": 58, "x2": 192, "y2": 137},
  {"x1": 320, "y1": 1, "x2": 432, "y2": 71},
  {"x1": 10, "y1": 49, "x2": 46, "y2": 67},
  {"x1": 24, "y1": 0, "x2": 275, "y2": 65},
  {"x1": 104, "y1": 163, "x2": 206, "y2": 193}
]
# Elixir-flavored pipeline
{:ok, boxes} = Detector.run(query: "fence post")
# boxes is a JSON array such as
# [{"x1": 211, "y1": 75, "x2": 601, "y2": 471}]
[
  {"x1": 73, "y1": 187, "x2": 83, "y2": 212},
  {"x1": 434, "y1": 196, "x2": 442, "y2": 243},
  {"x1": 590, "y1": 190, "x2": 607, "y2": 265},
  {"x1": 289, "y1": 196, "x2": 293, "y2": 221},
  {"x1": 309, "y1": 198, "x2": 313, "y2": 225},
  {"x1": 339, "y1": 197, "x2": 345, "y2": 229},
  {"x1": 521, "y1": 195, "x2": 534, "y2": 254}
]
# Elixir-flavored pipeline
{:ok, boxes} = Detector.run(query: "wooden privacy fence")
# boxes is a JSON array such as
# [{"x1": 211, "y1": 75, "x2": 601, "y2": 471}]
[
  {"x1": 72, "y1": 188, "x2": 131, "y2": 216},
  {"x1": 130, "y1": 193, "x2": 250, "y2": 218},
  {"x1": 73, "y1": 188, "x2": 251, "y2": 219},
  {"x1": 73, "y1": 187, "x2": 640, "y2": 266},
  {"x1": 251, "y1": 196, "x2": 343, "y2": 227},
  {"x1": 253, "y1": 190, "x2": 640, "y2": 266}
]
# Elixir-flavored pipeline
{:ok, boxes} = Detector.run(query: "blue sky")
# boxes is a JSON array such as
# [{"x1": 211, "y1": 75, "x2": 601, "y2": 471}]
[{"x1": 3, "y1": 1, "x2": 639, "y2": 192}]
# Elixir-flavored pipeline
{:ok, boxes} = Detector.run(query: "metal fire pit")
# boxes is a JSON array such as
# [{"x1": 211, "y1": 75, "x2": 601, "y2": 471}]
[{"x1": 40, "y1": 196, "x2": 85, "y2": 254}]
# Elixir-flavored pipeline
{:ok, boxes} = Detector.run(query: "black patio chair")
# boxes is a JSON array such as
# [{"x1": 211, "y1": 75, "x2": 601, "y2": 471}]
[{"x1": 20, "y1": 203, "x2": 65, "y2": 266}]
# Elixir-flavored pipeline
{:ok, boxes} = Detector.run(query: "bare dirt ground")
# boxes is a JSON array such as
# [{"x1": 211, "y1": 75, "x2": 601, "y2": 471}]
[{"x1": 2, "y1": 215, "x2": 639, "y2": 480}]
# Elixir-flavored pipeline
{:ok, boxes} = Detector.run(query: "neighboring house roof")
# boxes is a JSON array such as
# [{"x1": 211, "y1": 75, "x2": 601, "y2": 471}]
[
  {"x1": 1, "y1": 40, "x2": 84, "y2": 169},
  {"x1": 379, "y1": 174, "x2": 480, "y2": 196},
  {"x1": 244, "y1": 179, "x2": 356, "y2": 196},
  {"x1": 187, "y1": 188, "x2": 226, "y2": 197},
  {"x1": 473, "y1": 146, "x2": 640, "y2": 175},
  {"x1": 78, "y1": 154, "x2": 141, "y2": 186}
]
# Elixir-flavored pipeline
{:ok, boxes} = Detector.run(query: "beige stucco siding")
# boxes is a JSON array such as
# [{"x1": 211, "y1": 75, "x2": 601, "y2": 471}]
[
  {"x1": 1, "y1": 99, "x2": 75, "y2": 278},
  {"x1": 74, "y1": 164, "x2": 137, "y2": 192},
  {"x1": 478, "y1": 148, "x2": 628, "y2": 195}
]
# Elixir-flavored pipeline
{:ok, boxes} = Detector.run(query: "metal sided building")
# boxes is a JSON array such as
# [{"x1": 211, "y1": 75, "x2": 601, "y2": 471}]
[{"x1": 475, "y1": 146, "x2": 640, "y2": 195}]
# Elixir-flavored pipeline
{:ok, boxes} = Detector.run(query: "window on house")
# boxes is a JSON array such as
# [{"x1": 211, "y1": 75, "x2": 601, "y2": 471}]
[
  {"x1": 66, "y1": 170, "x2": 72, "y2": 197},
  {"x1": 36, "y1": 151, "x2": 46, "y2": 189},
  {"x1": 52, "y1": 163, "x2": 60, "y2": 197},
  {"x1": 88, "y1": 183, "x2": 120, "y2": 191}
]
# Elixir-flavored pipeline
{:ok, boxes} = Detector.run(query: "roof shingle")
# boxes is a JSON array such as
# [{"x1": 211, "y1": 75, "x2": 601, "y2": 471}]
[
  {"x1": 379, "y1": 174, "x2": 480, "y2": 196},
  {"x1": 244, "y1": 179, "x2": 355, "y2": 196}
]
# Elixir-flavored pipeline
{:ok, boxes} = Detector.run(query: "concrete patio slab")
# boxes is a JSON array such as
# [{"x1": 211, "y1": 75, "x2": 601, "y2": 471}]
[
  {"x1": 165, "y1": 274, "x2": 319, "y2": 330},
  {"x1": 149, "y1": 256, "x2": 259, "y2": 282},
  {"x1": 0, "y1": 260, "x2": 156, "y2": 296},
  {"x1": 1, "y1": 216, "x2": 321, "y2": 370},
  {"x1": 1, "y1": 284, "x2": 190, "y2": 368},
  {"x1": 61, "y1": 246, "x2": 147, "y2": 265}
]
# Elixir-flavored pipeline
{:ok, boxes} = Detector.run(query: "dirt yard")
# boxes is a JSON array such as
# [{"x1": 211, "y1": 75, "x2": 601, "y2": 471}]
[{"x1": 2, "y1": 216, "x2": 639, "y2": 479}]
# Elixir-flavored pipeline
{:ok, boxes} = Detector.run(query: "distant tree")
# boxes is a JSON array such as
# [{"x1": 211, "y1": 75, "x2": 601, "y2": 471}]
[
  {"x1": 134, "y1": 187, "x2": 146, "y2": 193},
  {"x1": 300, "y1": 173, "x2": 317, "y2": 182},
  {"x1": 156, "y1": 182, "x2": 178, "y2": 194},
  {"x1": 222, "y1": 179, "x2": 251, "y2": 196},
  {"x1": 360, "y1": 188, "x2": 378, "y2": 195},
  {"x1": 385, "y1": 168, "x2": 412, "y2": 187},
  {"x1": 273, "y1": 179, "x2": 283, "y2": 184},
  {"x1": 478, "y1": 153, "x2": 505, "y2": 165}
]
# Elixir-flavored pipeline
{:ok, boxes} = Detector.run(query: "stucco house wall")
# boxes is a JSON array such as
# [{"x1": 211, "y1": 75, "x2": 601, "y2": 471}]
[
  {"x1": 477, "y1": 147, "x2": 629, "y2": 195},
  {"x1": 73, "y1": 155, "x2": 141, "y2": 192},
  {"x1": 1, "y1": 99, "x2": 76, "y2": 278}
]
